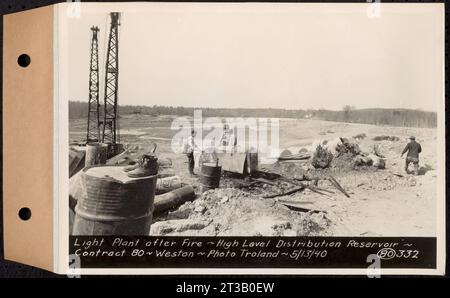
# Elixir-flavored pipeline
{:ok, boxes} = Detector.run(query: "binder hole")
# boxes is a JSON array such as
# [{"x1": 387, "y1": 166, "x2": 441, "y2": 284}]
[
  {"x1": 17, "y1": 54, "x2": 31, "y2": 67},
  {"x1": 18, "y1": 208, "x2": 31, "y2": 221}
]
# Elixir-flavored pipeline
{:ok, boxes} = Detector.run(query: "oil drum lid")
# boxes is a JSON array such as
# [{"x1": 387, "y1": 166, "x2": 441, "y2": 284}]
[{"x1": 84, "y1": 166, "x2": 156, "y2": 183}]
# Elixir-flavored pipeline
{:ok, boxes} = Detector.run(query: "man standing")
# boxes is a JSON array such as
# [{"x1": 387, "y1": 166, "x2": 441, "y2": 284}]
[
  {"x1": 185, "y1": 129, "x2": 197, "y2": 176},
  {"x1": 219, "y1": 124, "x2": 237, "y2": 153},
  {"x1": 401, "y1": 136, "x2": 422, "y2": 175}
]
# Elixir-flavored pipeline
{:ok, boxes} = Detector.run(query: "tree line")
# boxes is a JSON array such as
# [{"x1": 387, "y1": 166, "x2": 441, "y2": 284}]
[
  {"x1": 315, "y1": 107, "x2": 437, "y2": 128},
  {"x1": 69, "y1": 101, "x2": 437, "y2": 128}
]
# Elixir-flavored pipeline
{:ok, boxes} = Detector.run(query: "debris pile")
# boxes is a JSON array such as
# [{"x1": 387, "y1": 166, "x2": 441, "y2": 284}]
[
  {"x1": 308, "y1": 137, "x2": 386, "y2": 171},
  {"x1": 152, "y1": 187, "x2": 331, "y2": 236},
  {"x1": 335, "y1": 137, "x2": 361, "y2": 156},
  {"x1": 311, "y1": 145, "x2": 334, "y2": 168}
]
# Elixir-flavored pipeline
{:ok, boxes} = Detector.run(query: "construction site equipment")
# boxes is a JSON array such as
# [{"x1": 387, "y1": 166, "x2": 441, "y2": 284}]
[
  {"x1": 85, "y1": 142, "x2": 108, "y2": 166},
  {"x1": 86, "y1": 26, "x2": 101, "y2": 143},
  {"x1": 153, "y1": 185, "x2": 196, "y2": 215},
  {"x1": 199, "y1": 162, "x2": 222, "y2": 192},
  {"x1": 156, "y1": 176, "x2": 182, "y2": 195},
  {"x1": 73, "y1": 165, "x2": 157, "y2": 235},
  {"x1": 68, "y1": 171, "x2": 190, "y2": 233},
  {"x1": 125, "y1": 154, "x2": 159, "y2": 178},
  {"x1": 203, "y1": 152, "x2": 246, "y2": 174},
  {"x1": 102, "y1": 12, "x2": 121, "y2": 154}
]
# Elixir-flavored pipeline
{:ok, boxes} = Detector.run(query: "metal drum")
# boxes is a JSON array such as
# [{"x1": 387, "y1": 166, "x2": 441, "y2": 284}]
[
  {"x1": 199, "y1": 162, "x2": 222, "y2": 192},
  {"x1": 73, "y1": 165, "x2": 157, "y2": 235}
]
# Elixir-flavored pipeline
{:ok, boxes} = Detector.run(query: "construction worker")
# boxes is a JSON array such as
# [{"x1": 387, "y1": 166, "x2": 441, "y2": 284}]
[
  {"x1": 185, "y1": 129, "x2": 197, "y2": 176},
  {"x1": 220, "y1": 124, "x2": 237, "y2": 152},
  {"x1": 401, "y1": 136, "x2": 422, "y2": 175}
]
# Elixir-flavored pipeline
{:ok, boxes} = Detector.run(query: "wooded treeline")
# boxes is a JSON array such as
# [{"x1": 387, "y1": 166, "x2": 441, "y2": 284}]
[{"x1": 69, "y1": 101, "x2": 437, "y2": 128}]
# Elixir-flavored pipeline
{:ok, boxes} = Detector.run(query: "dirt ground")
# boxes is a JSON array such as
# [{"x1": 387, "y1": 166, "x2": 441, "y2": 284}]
[{"x1": 70, "y1": 115, "x2": 438, "y2": 237}]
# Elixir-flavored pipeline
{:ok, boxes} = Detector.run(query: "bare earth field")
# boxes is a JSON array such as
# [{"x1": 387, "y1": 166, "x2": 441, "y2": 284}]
[{"x1": 70, "y1": 115, "x2": 438, "y2": 237}]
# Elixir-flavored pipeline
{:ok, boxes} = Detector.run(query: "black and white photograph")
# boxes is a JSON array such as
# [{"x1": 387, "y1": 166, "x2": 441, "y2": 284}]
[{"x1": 60, "y1": 2, "x2": 445, "y2": 274}]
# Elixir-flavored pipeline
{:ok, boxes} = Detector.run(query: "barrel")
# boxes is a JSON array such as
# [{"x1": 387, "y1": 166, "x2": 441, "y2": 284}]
[
  {"x1": 199, "y1": 151, "x2": 218, "y2": 168},
  {"x1": 73, "y1": 165, "x2": 157, "y2": 235},
  {"x1": 199, "y1": 162, "x2": 221, "y2": 192},
  {"x1": 85, "y1": 142, "x2": 108, "y2": 166}
]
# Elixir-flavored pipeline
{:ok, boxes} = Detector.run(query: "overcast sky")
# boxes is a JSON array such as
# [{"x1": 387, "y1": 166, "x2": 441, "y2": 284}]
[{"x1": 66, "y1": 3, "x2": 443, "y2": 111}]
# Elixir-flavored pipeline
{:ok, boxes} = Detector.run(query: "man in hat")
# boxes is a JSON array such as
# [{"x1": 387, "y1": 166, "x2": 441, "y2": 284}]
[{"x1": 401, "y1": 136, "x2": 422, "y2": 175}]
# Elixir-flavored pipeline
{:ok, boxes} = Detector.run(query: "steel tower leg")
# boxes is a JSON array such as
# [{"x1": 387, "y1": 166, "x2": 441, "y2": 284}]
[
  {"x1": 86, "y1": 26, "x2": 100, "y2": 143},
  {"x1": 102, "y1": 12, "x2": 121, "y2": 148}
]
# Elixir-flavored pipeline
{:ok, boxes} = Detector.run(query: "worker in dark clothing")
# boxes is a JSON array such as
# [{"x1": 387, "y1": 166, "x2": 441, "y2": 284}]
[{"x1": 401, "y1": 136, "x2": 422, "y2": 175}]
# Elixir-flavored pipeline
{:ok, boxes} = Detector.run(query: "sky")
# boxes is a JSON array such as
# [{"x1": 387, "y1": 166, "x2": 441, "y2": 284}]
[{"x1": 66, "y1": 3, "x2": 444, "y2": 111}]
